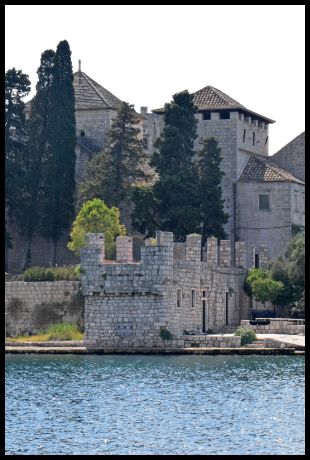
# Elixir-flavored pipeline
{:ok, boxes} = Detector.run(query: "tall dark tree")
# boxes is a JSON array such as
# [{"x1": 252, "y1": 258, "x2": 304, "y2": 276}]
[
  {"x1": 15, "y1": 50, "x2": 55, "y2": 270},
  {"x1": 39, "y1": 40, "x2": 76, "y2": 265},
  {"x1": 5, "y1": 68, "x2": 31, "y2": 271},
  {"x1": 77, "y1": 102, "x2": 149, "y2": 211},
  {"x1": 133, "y1": 90, "x2": 200, "y2": 240},
  {"x1": 196, "y1": 137, "x2": 229, "y2": 245},
  {"x1": 5, "y1": 68, "x2": 31, "y2": 212}
]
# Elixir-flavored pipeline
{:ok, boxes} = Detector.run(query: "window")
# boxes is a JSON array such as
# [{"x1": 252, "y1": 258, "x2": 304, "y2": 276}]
[
  {"x1": 243, "y1": 129, "x2": 246, "y2": 143},
  {"x1": 220, "y1": 111, "x2": 230, "y2": 119},
  {"x1": 143, "y1": 137, "x2": 148, "y2": 150},
  {"x1": 255, "y1": 253, "x2": 259, "y2": 268},
  {"x1": 80, "y1": 130, "x2": 85, "y2": 137},
  {"x1": 252, "y1": 132, "x2": 255, "y2": 146},
  {"x1": 265, "y1": 136, "x2": 268, "y2": 145},
  {"x1": 294, "y1": 193, "x2": 298, "y2": 212},
  {"x1": 191, "y1": 289, "x2": 196, "y2": 308},
  {"x1": 177, "y1": 289, "x2": 182, "y2": 308},
  {"x1": 259, "y1": 194, "x2": 270, "y2": 210},
  {"x1": 225, "y1": 292, "x2": 229, "y2": 325},
  {"x1": 203, "y1": 111, "x2": 211, "y2": 120}
]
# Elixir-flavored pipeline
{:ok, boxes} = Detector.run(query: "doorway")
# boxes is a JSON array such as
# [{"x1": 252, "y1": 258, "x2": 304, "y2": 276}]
[{"x1": 202, "y1": 290, "x2": 208, "y2": 332}]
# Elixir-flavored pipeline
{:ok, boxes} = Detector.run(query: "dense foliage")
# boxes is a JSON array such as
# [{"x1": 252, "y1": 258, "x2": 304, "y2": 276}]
[
  {"x1": 22, "y1": 265, "x2": 80, "y2": 282},
  {"x1": 5, "y1": 68, "x2": 31, "y2": 250},
  {"x1": 245, "y1": 233, "x2": 305, "y2": 316},
  {"x1": 39, "y1": 40, "x2": 76, "y2": 264},
  {"x1": 196, "y1": 137, "x2": 228, "y2": 244},
  {"x1": 234, "y1": 327, "x2": 257, "y2": 346},
  {"x1": 67, "y1": 198, "x2": 126, "y2": 259},
  {"x1": 132, "y1": 91, "x2": 228, "y2": 241},
  {"x1": 77, "y1": 102, "x2": 149, "y2": 210}
]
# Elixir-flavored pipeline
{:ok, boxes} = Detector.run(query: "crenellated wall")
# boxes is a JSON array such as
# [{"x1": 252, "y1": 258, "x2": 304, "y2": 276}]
[{"x1": 80, "y1": 232, "x2": 266, "y2": 348}]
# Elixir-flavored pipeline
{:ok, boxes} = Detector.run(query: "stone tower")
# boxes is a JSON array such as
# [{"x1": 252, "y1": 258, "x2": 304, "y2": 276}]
[
  {"x1": 72, "y1": 66, "x2": 123, "y2": 182},
  {"x1": 142, "y1": 86, "x2": 275, "y2": 242}
]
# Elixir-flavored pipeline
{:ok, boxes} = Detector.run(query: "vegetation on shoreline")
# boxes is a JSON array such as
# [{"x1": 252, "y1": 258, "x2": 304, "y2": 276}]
[
  {"x1": 6, "y1": 322, "x2": 83, "y2": 342},
  {"x1": 234, "y1": 327, "x2": 257, "y2": 346}
]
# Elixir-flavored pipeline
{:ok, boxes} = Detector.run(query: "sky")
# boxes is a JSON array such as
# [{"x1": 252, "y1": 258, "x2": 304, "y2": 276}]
[{"x1": 5, "y1": 5, "x2": 305, "y2": 155}]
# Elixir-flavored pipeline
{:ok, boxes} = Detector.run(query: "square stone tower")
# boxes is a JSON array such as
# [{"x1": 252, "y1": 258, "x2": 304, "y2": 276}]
[{"x1": 143, "y1": 85, "x2": 275, "y2": 243}]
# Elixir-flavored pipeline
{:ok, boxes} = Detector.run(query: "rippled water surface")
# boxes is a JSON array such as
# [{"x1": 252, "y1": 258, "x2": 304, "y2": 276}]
[{"x1": 6, "y1": 354, "x2": 304, "y2": 455}]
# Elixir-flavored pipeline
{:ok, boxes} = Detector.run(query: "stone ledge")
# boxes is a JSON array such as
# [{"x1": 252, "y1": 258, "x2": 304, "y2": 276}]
[{"x1": 5, "y1": 346, "x2": 301, "y2": 355}]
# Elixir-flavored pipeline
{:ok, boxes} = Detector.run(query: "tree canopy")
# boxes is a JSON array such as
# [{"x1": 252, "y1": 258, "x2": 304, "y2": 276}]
[
  {"x1": 67, "y1": 198, "x2": 126, "y2": 259},
  {"x1": 77, "y1": 102, "x2": 149, "y2": 211}
]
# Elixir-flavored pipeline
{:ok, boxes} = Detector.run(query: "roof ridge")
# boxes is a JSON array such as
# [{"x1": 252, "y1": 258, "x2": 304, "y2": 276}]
[{"x1": 80, "y1": 72, "x2": 114, "y2": 109}]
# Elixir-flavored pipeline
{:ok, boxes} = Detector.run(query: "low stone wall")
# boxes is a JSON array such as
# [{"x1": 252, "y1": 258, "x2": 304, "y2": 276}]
[
  {"x1": 5, "y1": 281, "x2": 83, "y2": 337},
  {"x1": 182, "y1": 335, "x2": 241, "y2": 348},
  {"x1": 240, "y1": 319, "x2": 304, "y2": 335}
]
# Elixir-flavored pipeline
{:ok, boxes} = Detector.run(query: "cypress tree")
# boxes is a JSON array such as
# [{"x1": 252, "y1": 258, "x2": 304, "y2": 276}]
[
  {"x1": 15, "y1": 50, "x2": 55, "y2": 270},
  {"x1": 39, "y1": 40, "x2": 76, "y2": 265},
  {"x1": 148, "y1": 90, "x2": 200, "y2": 240},
  {"x1": 197, "y1": 137, "x2": 229, "y2": 245}
]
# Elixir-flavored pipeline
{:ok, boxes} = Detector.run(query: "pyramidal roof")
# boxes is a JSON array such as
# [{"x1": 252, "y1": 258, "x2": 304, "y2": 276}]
[
  {"x1": 238, "y1": 155, "x2": 304, "y2": 184},
  {"x1": 73, "y1": 71, "x2": 123, "y2": 111},
  {"x1": 153, "y1": 85, "x2": 275, "y2": 123}
]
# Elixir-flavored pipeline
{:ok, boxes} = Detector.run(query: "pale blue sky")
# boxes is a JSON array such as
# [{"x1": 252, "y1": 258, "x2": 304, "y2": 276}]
[{"x1": 5, "y1": 5, "x2": 305, "y2": 154}]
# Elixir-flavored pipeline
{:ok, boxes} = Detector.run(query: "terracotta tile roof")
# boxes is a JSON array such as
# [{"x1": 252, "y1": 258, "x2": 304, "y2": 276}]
[
  {"x1": 73, "y1": 71, "x2": 123, "y2": 111},
  {"x1": 153, "y1": 85, "x2": 275, "y2": 123},
  {"x1": 238, "y1": 155, "x2": 304, "y2": 184}
]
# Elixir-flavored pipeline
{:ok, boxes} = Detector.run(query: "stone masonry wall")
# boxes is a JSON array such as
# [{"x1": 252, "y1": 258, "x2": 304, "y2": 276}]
[
  {"x1": 81, "y1": 232, "x2": 252, "y2": 348},
  {"x1": 271, "y1": 131, "x2": 305, "y2": 182},
  {"x1": 240, "y1": 319, "x2": 305, "y2": 335},
  {"x1": 236, "y1": 181, "x2": 293, "y2": 259},
  {"x1": 5, "y1": 281, "x2": 83, "y2": 337}
]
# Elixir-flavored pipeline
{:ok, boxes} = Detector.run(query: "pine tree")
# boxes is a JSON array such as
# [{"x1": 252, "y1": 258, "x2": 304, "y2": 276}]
[
  {"x1": 135, "y1": 90, "x2": 200, "y2": 240},
  {"x1": 5, "y1": 68, "x2": 31, "y2": 213},
  {"x1": 197, "y1": 137, "x2": 229, "y2": 245},
  {"x1": 39, "y1": 40, "x2": 76, "y2": 265},
  {"x1": 14, "y1": 50, "x2": 55, "y2": 270},
  {"x1": 77, "y1": 102, "x2": 149, "y2": 212}
]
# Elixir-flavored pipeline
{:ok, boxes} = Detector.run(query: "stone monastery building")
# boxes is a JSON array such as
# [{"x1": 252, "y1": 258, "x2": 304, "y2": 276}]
[
  {"x1": 9, "y1": 65, "x2": 303, "y2": 274},
  {"x1": 73, "y1": 66, "x2": 304, "y2": 262}
]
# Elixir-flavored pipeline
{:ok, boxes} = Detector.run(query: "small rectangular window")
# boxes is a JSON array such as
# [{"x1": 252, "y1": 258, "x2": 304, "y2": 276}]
[
  {"x1": 203, "y1": 111, "x2": 211, "y2": 120},
  {"x1": 220, "y1": 111, "x2": 230, "y2": 120},
  {"x1": 255, "y1": 253, "x2": 259, "y2": 268},
  {"x1": 243, "y1": 129, "x2": 246, "y2": 143},
  {"x1": 294, "y1": 193, "x2": 298, "y2": 212},
  {"x1": 202, "y1": 290, "x2": 207, "y2": 298},
  {"x1": 191, "y1": 289, "x2": 196, "y2": 308},
  {"x1": 253, "y1": 132, "x2": 255, "y2": 145},
  {"x1": 177, "y1": 289, "x2": 182, "y2": 308},
  {"x1": 143, "y1": 137, "x2": 148, "y2": 150},
  {"x1": 225, "y1": 292, "x2": 229, "y2": 326},
  {"x1": 259, "y1": 194, "x2": 270, "y2": 210}
]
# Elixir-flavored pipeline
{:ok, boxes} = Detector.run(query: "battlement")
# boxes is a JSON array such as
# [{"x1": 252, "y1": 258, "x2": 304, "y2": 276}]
[
  {"x1": 80, "y1": 232, "x2": 271, "y2": 299},
  {"x1": 80, "y1": 231, "x2": 271, "y2": 272}
]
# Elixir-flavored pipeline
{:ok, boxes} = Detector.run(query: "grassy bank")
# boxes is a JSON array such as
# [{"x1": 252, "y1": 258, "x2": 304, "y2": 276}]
[{"x1": 6, "y1": 322, "x2": 84, "y2": 342}]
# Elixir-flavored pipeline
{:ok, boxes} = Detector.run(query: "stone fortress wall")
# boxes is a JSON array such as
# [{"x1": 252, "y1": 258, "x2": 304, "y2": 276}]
[
  {"x1": 80, "y1": 232, "x2": 272, "y2": 349},
  {"x1": 5, "y1": 281, "x2": 83, "y2": 337}
]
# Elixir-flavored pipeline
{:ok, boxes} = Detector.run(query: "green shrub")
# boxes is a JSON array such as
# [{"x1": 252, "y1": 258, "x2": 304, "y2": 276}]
[
  {"x1": 22, "y1": 265, "x2": 80, "y2": 282},
  {"x1": 160, "y1": 328, "x2": 173, "y2": 341},
  {"x1": 45, "y1": 322, "x2": 82, "y2": 340},
  {"x1": 234, "y1": 327, "x2": 257, "y2": 346}
]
